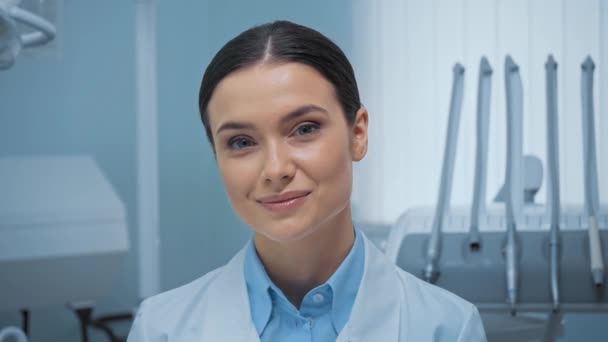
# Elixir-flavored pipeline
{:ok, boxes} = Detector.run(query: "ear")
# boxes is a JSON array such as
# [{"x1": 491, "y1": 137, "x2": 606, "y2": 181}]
[{"x1": 350, "y1": 107, "x2": 368, "y2": 162}]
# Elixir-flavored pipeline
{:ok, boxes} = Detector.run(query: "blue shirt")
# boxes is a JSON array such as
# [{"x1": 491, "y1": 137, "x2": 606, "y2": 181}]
[{"x1": 244, "y1": 228, "x2": 364, "y2": 341}]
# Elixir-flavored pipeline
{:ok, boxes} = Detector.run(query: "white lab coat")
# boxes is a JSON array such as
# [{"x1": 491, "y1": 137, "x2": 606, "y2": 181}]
[{"x1": 128, "y1": 234, "x2": 487, "y2": 341}]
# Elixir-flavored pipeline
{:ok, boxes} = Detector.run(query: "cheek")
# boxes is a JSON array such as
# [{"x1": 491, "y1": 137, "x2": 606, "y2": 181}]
[
  {"x1": 217, "y1": 159, "x2": 258, "y2": 207},
  {"x1": 322, "y1": 144, "x2": 353, "y2": 201},
  {"x1": 295, "y1": 129, "x2": 353, "y2": 198}
]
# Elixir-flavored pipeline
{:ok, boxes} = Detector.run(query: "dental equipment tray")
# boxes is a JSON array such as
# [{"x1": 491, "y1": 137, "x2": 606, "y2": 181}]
[{"x1": 385, "y1": 205, "x2": 608, "y2": 310}]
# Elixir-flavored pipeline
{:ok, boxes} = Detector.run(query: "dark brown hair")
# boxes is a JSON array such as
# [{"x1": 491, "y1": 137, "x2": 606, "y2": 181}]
[{"x1": 198, "y1": 20, "x2": 361, "y2": 147}]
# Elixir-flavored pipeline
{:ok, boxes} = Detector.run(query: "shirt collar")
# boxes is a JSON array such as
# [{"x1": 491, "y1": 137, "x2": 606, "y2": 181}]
[
  {"x1": 244, "y1": 240, "x2": 273, "y2": 335},
  {"x1": 326, "y1": 226, "x2": 364, "y2": 333},
  {"x1": 243, "y1": 227, "x2": 365, "y2": 336}
]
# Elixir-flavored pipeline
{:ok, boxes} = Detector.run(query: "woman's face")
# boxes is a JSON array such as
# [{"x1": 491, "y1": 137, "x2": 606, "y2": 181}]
[{"x1": 207, "y1": 62, "x2": 367, "y2": 243}]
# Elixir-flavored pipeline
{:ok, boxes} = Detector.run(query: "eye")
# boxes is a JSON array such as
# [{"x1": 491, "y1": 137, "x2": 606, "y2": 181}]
[
  {"x1": 293, "y1": 122, "x2": 320, "y2": 137},
  {"x1": 227, "y1": 136, "x2": 256, "y2": 150}
]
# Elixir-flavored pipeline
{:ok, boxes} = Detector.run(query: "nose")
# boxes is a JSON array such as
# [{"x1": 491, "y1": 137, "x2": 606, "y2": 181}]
[{"x1": 261, "y1": 140, "x2": 295, "y2": 188}]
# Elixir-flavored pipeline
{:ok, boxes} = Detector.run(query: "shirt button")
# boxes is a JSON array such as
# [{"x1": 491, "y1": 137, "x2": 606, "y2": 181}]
[
  {"x1": 312, "y1": 293, "x2": 325, "y2": 304},
  {"x1": 305, "y1": 317, "x2": 314, "y2": 328}
]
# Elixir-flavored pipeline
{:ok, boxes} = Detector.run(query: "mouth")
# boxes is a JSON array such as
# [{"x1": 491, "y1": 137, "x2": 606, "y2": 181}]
[{"x1": 256, "y1": 190, "x2": 311, "y2": 213}]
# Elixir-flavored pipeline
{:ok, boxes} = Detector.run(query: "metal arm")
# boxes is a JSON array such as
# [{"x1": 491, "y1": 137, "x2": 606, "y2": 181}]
[
  {"x1": 0, "y1": 1, "x2": 56, "y2": 70},
  {"x1": 545, "y1": 55, "x2": 561, "y2": 311},
  {"x1": 581, "y1": 56, "x2": 605, "y2": 287},
  {"x1": 504, "y1": 55, "x2": 524, "y2": 314},
  {"x1": 7, "y1": 5, "x2": 56, "y2": 47},
  {"x1": 468, "y1": 57, "x2": 493, "y2": 250},
  {"x1": 424, "y1": 63, "x2": 465, "y2": 283}
]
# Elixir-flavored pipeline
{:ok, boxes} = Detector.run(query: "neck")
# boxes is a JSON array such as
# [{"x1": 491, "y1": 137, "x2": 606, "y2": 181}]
[{"x1": 253, "y1": 205, "x2": 355, "y2": 308}]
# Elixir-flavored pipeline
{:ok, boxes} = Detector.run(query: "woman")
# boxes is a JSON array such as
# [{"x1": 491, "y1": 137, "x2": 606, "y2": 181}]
[{"x1": 128, "y1": 20, "x2": 486, "y2": 341}]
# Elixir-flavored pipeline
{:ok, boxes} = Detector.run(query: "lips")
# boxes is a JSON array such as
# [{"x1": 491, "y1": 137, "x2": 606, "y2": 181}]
[
  {"x1": 256, "y1": 190, "x2": 311, "y2": 213},
  {"x1": 257, "y1": 190, "x2": 311, "y2": 203}
]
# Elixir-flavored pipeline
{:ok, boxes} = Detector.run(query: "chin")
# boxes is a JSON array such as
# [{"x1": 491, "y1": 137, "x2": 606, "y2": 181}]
[{"x1": 256, "y1": 218, "x2": 321, "y2": 243}]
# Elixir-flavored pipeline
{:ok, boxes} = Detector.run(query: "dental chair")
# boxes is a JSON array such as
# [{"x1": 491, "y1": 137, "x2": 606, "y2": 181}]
[{"x1": 0, "y1": 156, "x2": 131, "y2": 341}]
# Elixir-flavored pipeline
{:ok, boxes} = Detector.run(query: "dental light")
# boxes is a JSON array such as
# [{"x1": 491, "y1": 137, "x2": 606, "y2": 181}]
[{"x1": 0, "y1": 0, "x2": 56, "y2": 70}]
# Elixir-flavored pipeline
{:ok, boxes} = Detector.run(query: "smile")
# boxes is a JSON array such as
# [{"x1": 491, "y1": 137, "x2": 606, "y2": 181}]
[{"x1": 257, "y1": 191, "x2": 311, "y2": 213}]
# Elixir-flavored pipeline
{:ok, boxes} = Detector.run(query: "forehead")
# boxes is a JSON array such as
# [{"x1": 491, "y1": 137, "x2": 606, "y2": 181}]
[{"x1": 207, "y1": 62, "x2": 339, "y2": 127}]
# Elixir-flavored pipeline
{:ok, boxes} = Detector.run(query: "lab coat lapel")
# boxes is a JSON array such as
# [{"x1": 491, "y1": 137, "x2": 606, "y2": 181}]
[
  {"x1": 199, "y1": 245, "x2": 260, "y2": 342},
  {"x1": 337, "y1": 235, "x2": 403, "y2": 342}
]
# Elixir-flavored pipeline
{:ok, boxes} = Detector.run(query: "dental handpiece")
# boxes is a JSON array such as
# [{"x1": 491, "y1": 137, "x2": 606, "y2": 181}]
[
  {"x1": 424, "y1": 63, "x2": 465, "y2": 283},
  {"x1": 468, "y1": 57, "x2": 492, "y2": 250},
  {"x1": 545, "y1": 55, "x2": 561, "y2": 311},
  {"x1": 581, "y1": 56, "x2": 605, "y2": 287},
  {"x1": 504, "y1": 219, "x2": 518, "y2": 315},
  {"x1": 504, "y1": 55, "x2": 523, "y2": 314}
]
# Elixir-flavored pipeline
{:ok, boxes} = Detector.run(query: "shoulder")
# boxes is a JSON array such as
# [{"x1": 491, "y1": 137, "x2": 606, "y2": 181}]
[
  {"x1": 127, "y1": 266, "x2": 226, "y2": 341},
  {"x1": 392, "y1": 267, "x2": 486, "y2": 340},
  {"x1": 127, "y1": 244, "x2": 254, "y2": 341},
  {"x1": 143, "y1": 266, "x2": 224, "y2": 315},
  {"x1": 394, "y1": 267, "x2": 473, "y2": 314},
  {"x1": 350, "y1": 237, "x2": 486, "y2": 341},
  {"x1": 363, "y1": 235, "x2": 475, "y2": 317}
]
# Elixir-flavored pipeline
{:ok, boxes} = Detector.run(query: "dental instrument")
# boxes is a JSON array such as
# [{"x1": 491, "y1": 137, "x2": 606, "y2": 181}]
[
  {"x1": 545, "y1": 55, "x2": 561, "y2": 311},
  {"x1": 504, "y1": 55, "x2": 524, "y2": 315},
  {"x1": 581, "y1": 56, "x2": 605, "y2": 287},
  {"x1": 424, "y1": 63, "x2": 465, "y2": 283},
  {"x1": 468, "y1": 57, "x2": 492, "y2": 250},
  {"x1": 0, "y1": 327, "x2": 27, "y2": 342}
]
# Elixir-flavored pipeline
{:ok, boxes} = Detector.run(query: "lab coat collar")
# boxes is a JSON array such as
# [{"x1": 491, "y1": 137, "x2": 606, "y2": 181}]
[
  {"x1": 200, "y1": 232, "x2": 402, "y2": 342},
  {"x1": 243, "y1": 240, "x2": 273, "y2": 335},
  {"x1": 336, "y1": 235, "x2": 403, "y2": 342},
  {"x1": 199, "y1": 246, "x2": 259, "y2": 341}
]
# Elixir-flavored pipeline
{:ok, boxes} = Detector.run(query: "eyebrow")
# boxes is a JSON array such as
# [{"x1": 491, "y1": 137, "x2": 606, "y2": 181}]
[{"x1": 215, "y1": 104, "x2": 329, "y2": 135}]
